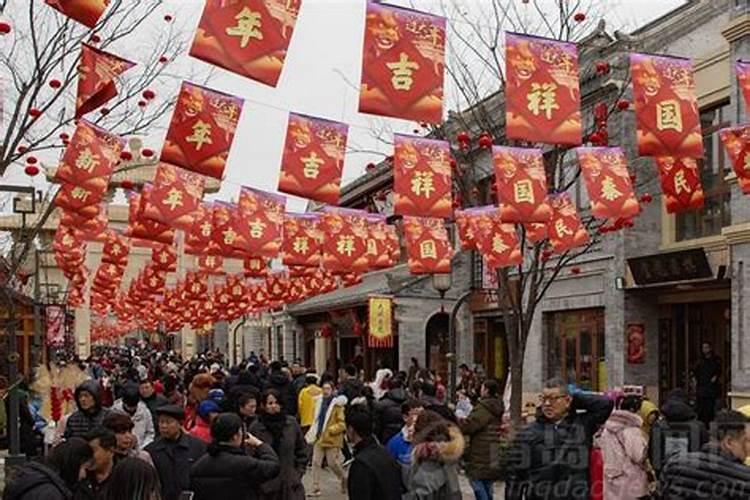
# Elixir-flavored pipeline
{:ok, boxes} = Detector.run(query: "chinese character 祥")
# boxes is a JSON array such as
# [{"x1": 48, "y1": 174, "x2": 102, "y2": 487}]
[
  {"x1": 186, "y1": 120, "x2": 213, "y2": 151},
  {"x1": 386, "y1": 52, "x2": 420, "y2": 91},
  {"x1": 674, "y1": 170, "x2": 690, "y2": 194},
  {"x1": 248, "y1": 219, "x2": 267, "y2": 239},
  {"x1": 225, "y1": 7, "x2": 264, "y2": 48},
  {"x1": 223, "y1": 228, "x2": 238, "y2": 245},
  {"x1": 601, "y1": 176, "x2": 623, "y2": 202},
  {"x1": 293, "y1": 236, "x2": 309, "y2": 254},
  {"x1": 527, "y1": 82, "x2": 559, "y2": 120},
  {"x1": 301, "y1": 152, "x2": 325, "y2": 179},
  {"x1": 411, "y1": 171, "x2": 435, "y2": 198},
  {"x1": 70, "y1": 186, "x2": 91, "y2": 203},
  {"x1": 492, "y1": 235, "x2": 508, "y2": 254},
  {"x1": 420, "y1": 239, "x2": 437, "y2": 259},
  {"x1": 163, "y1": 188, "x2": 184, "y2": 211},
  {"x1": 513, "y1": 179, "x2": 535, "y2": 204},
  {"x1": 75, "y1": 147, "x2": 100, "y2": 173},
  {"x1": 554, "y1": 219, "x2": 573, "y2": 238},
  {"x1": 656, "y1": 100, "x2": 683, "y2": 132},
  {"x1": 337, "y1": 235, "x2": 355, "y2": 257}
]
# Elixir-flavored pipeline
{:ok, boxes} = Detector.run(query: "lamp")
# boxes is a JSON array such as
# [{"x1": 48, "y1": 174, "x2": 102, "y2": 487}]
[{"x1": 431, "y1": 273, "x2": 453, "y2": 297}]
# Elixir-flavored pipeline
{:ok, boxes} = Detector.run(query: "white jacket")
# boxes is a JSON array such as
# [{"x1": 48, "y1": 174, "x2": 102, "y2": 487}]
[{"x1": 112, "y1": 400, "x2": 156, "y2": 449}]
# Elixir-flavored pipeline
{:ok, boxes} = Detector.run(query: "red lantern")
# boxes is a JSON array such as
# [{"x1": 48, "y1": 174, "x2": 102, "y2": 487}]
[
  {"x1": 49, "y1": 79, "x2": 62, "y2": 89},
  {"x1": 24, "y1": 165, "x2": 39, "y2": 176},
  {"x1": 595, "y1": 61, "x2": 610, "y2": 75},
  {"x1": 100, "y1": 107, "x2": 110, "y2": 115},
  {"x1": 59, "y1": 133, "x2": 69, "y2": 141},
  {"x1": 366, "y1": 162, "x2": 376, "y2": 172},
  {"x1": 617, "y1": 100, "x2": 630, "y2": 111},
  {"x1": 541, "y1": 250, "x2": 552, "y2": 262},
  {"x1": 478, "y1": 134, "x2": 493, "y2": 149},
  {"x1": 120, "y1": 151, "x2": 132, "y2": 161},
  {"x1": 138, "y1": 100, "x2": 147, "y2": 108},
  {"x1": 457, "y1": 131, "x2": 470, "y2": 144},
  {"x1": 164, "y1": 14, "x2": 173, "y2": 22},
  {"x1": 158, "y1": 56, "x2": 168, "y2": 64},
  {"x1": 321, "y1": 324, "x2": 333, "y2": 339},
  {"x1": 90, "y1": 34, "x2": 101, "y2": 44},
  {"x1": 29, "y1": 108, "x2": 41, "y2": 118},
  {"x1": 640, "y1": 193, "x2": 653, "y2": 204},
  {"x1": 142, "y1": 89, "x2": 155, "y2": 100},
  {"x1": 0, "y1": 21, "x2": 11, "y2": 34},
  {"x1": 17, "y1": 146, "x2": 27, "y2": 153},
  {"x1": 571, "y1": 267, "x2": 581, "y2": 274},
  {"x1": 26, "y1": 156, "x2": 37, "y2": 164},
  {"x1": 574, "y1": 12, "x2": 586, "y2": 22},
  {"x1": 629, "y1": 174, "x2": 637, "y2": 183},
  {"x1": 142, "y1": 148, "x2": 154, "y2": 158}
]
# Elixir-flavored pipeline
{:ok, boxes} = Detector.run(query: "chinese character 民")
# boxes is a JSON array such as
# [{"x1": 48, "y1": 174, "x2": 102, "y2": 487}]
[
  {"x1": 75, "y1": 147, "x2": 100, "y2": 173},
  {"x1": 601, "y1": 176, "x2": 623, "y2": 202},
  {"x1": 555, "y1": 219, "x2": 572, "y2": 238},
  {"x1": 248, "y1": 219, "x2": 267, "y2": 239},
  {"x1": 337, "y1": 235, "x2": 355, "y2": 257},
  {"x1": 293, "y1": 236, "x2": 309, "y2": 254},
  {"x1": 420, "y1": 239, "x2": 437, "y2": 259},
  {"x1": 411, "y1": 171, "x2": 435, "y2": 198},
  {"x1": 225, "y1": 6, "x2": 264, "y2": 48},
  {"x1": 527, "y1": 82, "x2": 559, "y2": 120},
  {"x1": 656, "y1": 100, "x2": 683, "y2": 132},
  {"x1": 301, "y1": 152, "x2": 325, "y2": 179},
  {"x1": 163, "y1": 188, "x2": 184, "y2": 211},
  {"x1": 386, "y1": 52, "x2": 420, "y2": 91},
  {"x1": 492, "y1": 234, "x2": 508, "y2": 254},
  {"x1": 186, "y1": 120, "x2": 213, "y2": 151},
  {"x1": 513, "y1": 179, "x2": 535, "y2": 204},
  {"x1": 674, "y1": 170, "x2": 690, "y2": 194},
  {"x1": 159, "y1": 252, "x2": 169, "y2": 264}
]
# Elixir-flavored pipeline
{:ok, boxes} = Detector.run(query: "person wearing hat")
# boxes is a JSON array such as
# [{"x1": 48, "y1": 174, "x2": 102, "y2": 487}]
[
  {"x1": 145, "y1": 405, "x2": 207, "y2": 500},
  {"x1": 190, "y1": 400, "x2": 221, "y2": 444}
]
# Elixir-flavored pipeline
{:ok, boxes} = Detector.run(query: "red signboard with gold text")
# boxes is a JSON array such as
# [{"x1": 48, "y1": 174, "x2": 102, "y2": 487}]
[
  {"x1": 320, "y1": 207, "x2": 370, "y2": 274},
  {"x1": 401, "y1": 216, "x2": 453, "y2": 274},
  {"x1": 55, "y1": 119, "x2": 124, "y2": 189},
  {"x1": 493, "y1": 146, "x2": 551, "y2": 223},
  {"x1": 394, "y1": 134, "x2": 452, "y2": 218},
  {"x1": 720, "y1": 124, "x2": 750, "y2": 195},
  {"x1": 655, "y1": 157, "x2": 705, "y2": 213},
  {"x1": 469, "y1": 207, "x2": 522, "y2": 269},
  {"x1": 142, "y1": 163, "x2": 206, "y2": 232},
  {"x1": 505, "y1": 32, "x2": 582, "y2": 145},
  {"x1": 576, "y1": 147, "x2": 641, "y2": 220},
  {"x1": 282, "y1": 213, "x2": 322, "y2": 268},
  {"x1": 46, "y1": 0, "x2": 109, "y2": 28},
  {"x1": 547, "y1": 194, "x2": 590, "y2": 254},
  {"x1": 77, "y1": 44, "x2": 135, "y2": 118},
  {"x1": 359, "y1": 1, "x2": 445, "y2": 123},
  {"x1": 234, "y1": 186, "x2": 285, "y2": 258}
]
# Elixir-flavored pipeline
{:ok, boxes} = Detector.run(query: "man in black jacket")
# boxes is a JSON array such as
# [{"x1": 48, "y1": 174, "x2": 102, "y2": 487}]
[
  {"x1": 264, "y1": 362, "x2": 297, "y2": 416},
  {"x1": 345, "y1": 405, "x2": 402, "y2": 500},
  {"x1": 145, "y1": 405, "x2": 207, "y2": 500},
  {"x1": 660, "y1": 409, "x2": 750, "y2": 499},
  {"x1": 64, "y1": 380, "x2": 111, "y2": 440},
  {"x1": 339, "y1": 364, "x2": 364, "y2": 404},
  {"x1": 505, "y1": 377, "x2": 614, "y2": 500},
  {"x1": 139, "y1": 378, "x2": 168, "y2": 431},
  {"x1": 374, "y1": 378, "x2": 408, "y2": 444}
]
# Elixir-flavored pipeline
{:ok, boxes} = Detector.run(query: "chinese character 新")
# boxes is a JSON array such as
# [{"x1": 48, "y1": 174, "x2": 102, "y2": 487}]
[
  {"x1": 70, "y1": 186, "x2": 91, "y2": 203},
  {"x1": 673, "y1": 169, "x2": 690, "y2": 194},
  {"x1": 163, "y1": 188, "x2": 184, "y2": 211},
  {"x1": 248, "y1": 219, "x2": 267, "y2": 239},
  {"x1": 527, "y1": 82, "x2": 559, "y2": 120},
  {"x1": 411, "y1": 171, "x2": 436, "y2": 198},
  {"x1": 656, "y1": 100, "x2": 683, "y2": 133},
  {"x1": 225, "y1": 7, "x2": 264, "y2": 48},
  {"x1": 301, "y1": 152, "x2": 325, "y2": 179},
  {"x1": 513, "y1": 179, "x2": 535, "y2": 204},
  {"x1": 75, "y1": 147, "x2": 101, "y2": 173},
  {"x1": 336, "y1": 235, "x2": 355, "y2": 257},
  {"x1": 293, "y1": 236, "x2": 309, "y2": 255},
  {"x1": 186, "y1": 120, "x2": 213, "y2": 151},
  {"x1": 601, "y1": 176, "x2": 623, "y2": 202},
  {"x1": 420, "y1": 239, "x2": 437, "y2": 259},
  {"x1": 386, "y1": 52, "x2": 420, "y2": 91}
]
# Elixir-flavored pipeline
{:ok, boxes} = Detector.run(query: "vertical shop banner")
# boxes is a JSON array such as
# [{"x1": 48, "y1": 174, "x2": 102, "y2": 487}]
[
  {"x1": 393, "y1": 134, "x2": 452, "y2": 218},
  {"x1": 46, "y1": 0, "x2": 109, "y2": 28},
  {"x1": 142, "y1": 163, "x2": 206, "y2": 232},
  {"x1": 401, "y1": 216, "x2": 453, "y2": 274},
  {"x1": 277, "y1": 113, "x2": 348, "y2": 205},
  {"x1": 505, "y1": 32, "x2": 582, "y2": 145},
  {"x1": 76, "y1": 44, "x2": 135, "y2": 118},
  {"x1": 736, "y1": 60, "x2": 750, "y2": 112},
  {"x1": 368, "y1": 296, "x2": 393, "y2": 348},
  {"x1": 492, "y1": 146, "x2": 552, "y2": 223},
  {"x1": 282, "y1": 213, "x2": 322, "y2": 268},
  {"x1": 235, "y1": 186, "x2": 285, "y2": 258},
  {"x1": 576, "y1": 147, "x2": 641, "y2": 220},
  {"x1": 547, "y1": 193, "x2": 590, "y2": 254},
  {"x1": 161, "y1": 81, "x2": 244, "y2": 180},
  {"x1": 55, "y1": 119, "x2": 124, "y2": 189},
  {"x1": 359, "y1": 1, "x2": 445, "y2": 123},
  {"x1": 655, "y1": 157, "x2": 704, "y2": 213},
  {"x1": 627, "y1": 324, "x2": 646, "y2": 364},
  {"x1": 46, "y1": 306, "x2": 66, "y2": 346},
  {"x1": 320, "y1": 207, "x2": 370, "y2": 274},
  {"x1": 190, "y1": 0, "x2": 302, "y2": 87},
  {"x1": 719, "y1": 124, "x2": 750, "y2": 195},
  {"x1": 630, "y1": 53, "x2": 702, "y2": 158},
  {"x1": 469, "y1": 207, "x2": 522, "y2": 269}
]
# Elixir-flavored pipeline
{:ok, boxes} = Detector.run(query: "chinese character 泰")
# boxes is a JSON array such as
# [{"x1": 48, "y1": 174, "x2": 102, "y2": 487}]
[
  {"x1": 293, "y1": 236, "x2": 309, "y2": 254},
  {"x1": 601, "y1": 176, "x2": 623, "y2": 202},
  {"x1": 75, "y1": 147, "x2": 100, "y2": 173},
  {"x1": 337, "y1": 235, "x2": 355, "y2": 256},
  {"x1": 420, "y1": 239, "x2": 437, "y2": 259},
  {"x1": 248, "y1": 219, "x2": 267, "y2": 239},
  {"x1": 492, "y1": 234, "x2": 508, "y2": 254},
  {"x1": 411, "y1": 171, "x2": 435, "y2": 198},
  {"x1": 555, "y1": 219, "x2": 573, "y2": 238},
  {"x1": 163, "y1": 188, "x2": 184, "y2": 211},
  {"x1": 386, "y1": 52, "x2": 420, "y2": 91},
  {"x1": 527, "y1": 82, "x2": 559, "y2": 120},
  {"x1": 656, "y1": 100, "x2": 683, "y2": 132},
  {"x1": 674, "y1": 170, "x2": 690, "y2": 194},
  {"x1": 186, "y1": 120, "x2": 213, "y2": 151},
  {"x1": 513, "y1": 179, "x2": 535, "y2": 204},
  {"x1": 225, "y1": 6, "x2": 264, "y2": 48},
  {"x1": 301, "y1": 152, "x2": 325, "y2": 179}
]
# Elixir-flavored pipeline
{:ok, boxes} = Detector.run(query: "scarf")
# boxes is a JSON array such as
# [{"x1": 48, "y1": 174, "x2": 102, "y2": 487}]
[
  {"x1": 317, "y1": 396, "x2": 333, "y2": 437},
  {"x1": 260, "y1": 412, "x2": 287, "y2": 451}
]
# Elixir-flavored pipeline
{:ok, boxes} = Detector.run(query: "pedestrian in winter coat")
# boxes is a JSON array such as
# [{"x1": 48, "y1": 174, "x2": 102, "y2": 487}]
[
  {"x1": 111, "y1": 386, "x2": 155, "y2": 449},
  {"x1": 418, "y1": 382, "x2": 456, "y2": 423},
  {"x1": 459, "y1": 379, "x2": 506, "y2": 500},
  {"x1": 638, "y1": 400, "x2": 659, "y2": 439},
  {"x1": 63, "y1": 380, "x2": 112, "y2": 440},
  {"x1": 189, "y1": 400, "x2": 221, "y2": 444},
  {"x1": 339, "y1": 365, "x2": 364, "y2": 404},
  {"x1": 660, "y1": 409, "x2": 750, "y2": 499},
  {"x1": 405, "y1": 410, "x2": 465, "y2": 500},
  {"x1": 138, "y1": 379, "x2": 168, "y2": 431},
  {"x1": 264, "y1": 362, "x2": 297, "y2": 417},
  {"x1": 386, "y1": 399, "x2": 424, "y2": 472},
  {"x1": 297, "y1": 375, "x2": 322, "y2": 434},
  {"x1": 190, "y1": 413, "x2": 280, "y2": 500},
  {"x1": 305, "y1": 382, "x2": 348, "y2": 497},
  {"x1": 505, "y1": 378, "x2": 615, "y2": 500},
  {"x1": 595, "y1": 396, "x2": 650, "y2": 500},
  {"x1": 249, "y1": 389, "x2": 308, "y2": 500},
  {"x1": 2, "y1": 438, "x2": 92, "y2": 500},
  {"x1": 100, "y1": 457, "x2": 162, "y2": 500},
  {"x1": 375, "y1": 379, "x2": 408, "y2": 445},
  {"x1": 102, "y1": 411, "x2": 154, "y2": 466}
]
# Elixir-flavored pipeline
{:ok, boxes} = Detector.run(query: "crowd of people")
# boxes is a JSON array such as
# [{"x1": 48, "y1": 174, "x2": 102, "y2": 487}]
[{"x1": 2, "y1": 346, "x2": 750, "y2": 500}]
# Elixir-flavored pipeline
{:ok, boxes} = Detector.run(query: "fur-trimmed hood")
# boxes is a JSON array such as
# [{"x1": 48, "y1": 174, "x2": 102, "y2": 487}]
[{"x1": 412, "y1": 425, "x2": 465, "y2": 464}]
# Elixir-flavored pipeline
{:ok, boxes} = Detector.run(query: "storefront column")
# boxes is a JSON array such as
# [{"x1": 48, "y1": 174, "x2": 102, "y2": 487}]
[
  {"x1": 74, "y1": 306, "x2": 90, "y2": 358},
  {"x1": 181, "y1": 326, "x2": 196, "y2": 358},
  {"x1": 727, "y1": 235, "x2": 750, "y2": 407}
]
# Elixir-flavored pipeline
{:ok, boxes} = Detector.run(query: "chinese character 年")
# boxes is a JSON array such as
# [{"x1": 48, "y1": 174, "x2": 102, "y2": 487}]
[
  {"x1": 225, "y1": 7, "x2": 264, "y2": 48},
  {"x1": 186, "y1": 120, "x2": 213, "y2": 151}
]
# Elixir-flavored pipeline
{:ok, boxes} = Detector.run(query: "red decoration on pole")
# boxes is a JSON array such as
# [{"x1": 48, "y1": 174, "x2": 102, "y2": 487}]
[
  {"x1": 655, "y1": 157, "x2": 704, "y2": 213},
  {"x1": 720, "y1": 124, "x2": 750, "y2": 195},
  {"x1": 393, "y1": 135, "x2": 452, "y2": 218},
  {"x1": 76, "y1": 44, "x2": 136, "y2": 118},
  {"x1": 401, "y1": 216, "x2": 453, "y2": 274},
  {"x1": 576, "y1": 147, "x2": 640, "y2": 220},
  {"x1": 492, "y1": 146, "x2": 552, "y2": 223},
  {"x1": 546, "y1": 193, "x2": 590, "y2": 254}
]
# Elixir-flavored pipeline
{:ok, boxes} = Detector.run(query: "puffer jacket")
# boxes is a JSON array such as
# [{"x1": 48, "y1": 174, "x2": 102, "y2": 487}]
[
  {"x1": 649, "y1": 395, "x2": 708, "y2": 476},
  {"x1": 596, "y1": 410, "x2": 649, "y2": 499},
  {"x1": 459, "y1": 397, "x2": 506, "y2": 481},
  {"x1": 375, "y1": 388, "x2": 408, "y2": 444},
  {"x1": 305, "y1": 395, "x2": 347, "y2": 448},
  {"x1": 2, "y1": 462, "x2": 71, "y2": 500},
  {"x1": 660, "y1": 443, "x2": 750, "y2": 499},
  {"x1": 63, "y1": 380, "x2": 111, "y2": 440},
  {"x1": 405, "y1": 425, "x2": 465, "y2": 500},
  {"x1": 297, "y1": 384, "x2": 322, "y2": 428},
  {"x1": 111, "y1": 400, "x2": 156, "y2": 448}
]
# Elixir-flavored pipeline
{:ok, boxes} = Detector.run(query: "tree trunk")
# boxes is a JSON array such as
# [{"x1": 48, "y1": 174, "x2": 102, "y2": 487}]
[{"x1": 509, "y1": 339, "x2": 524, "y2": 426}]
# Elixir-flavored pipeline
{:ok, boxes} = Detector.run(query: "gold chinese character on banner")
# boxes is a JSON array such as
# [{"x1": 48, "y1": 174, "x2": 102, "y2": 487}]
[
  {"x1": 186, "y1": 120, "x2": 213, "y2": 151},
  {"x1": 744, "y1": 153, "x2": 750, "y2": 171},
  {"x1": 601, "y1": 176, "x2": 623, "y2": 202},
  {"x1": 411, "y1": 171, "x2": 435, "y2": 198},
  {"x1": 204, "y1": 256, "x2": 216, "y2": 268},
  {"x1": 71, "y1": 186, "x2": 91, "y2": 203},
  {"x1": 656, "y1": 100, "x2": 683, "y2": 132},
  {"x1": 527, "y1": 82, "x2": 559, "y2": 120},
  {"x1": 163, "y1": 188, "x2": 184, "y2": 211},
  {"x1": 492, "y1": 235, "x2": 508, "y2": 254},
  {"x1": 293, "y1": 236, "x2": 309, "y2": 254},
  {"x1": 337, "y1": 235, "x2": 355, "y2": 256},
  {"x1": 75, "y1": 147, "x2": 100, "y2": 173},
  {"x1": 555, "y1": 219, "x2": 573, "y2": 238},
  {"x1": 513, "y1": 179, "x2": 535, "y2": 204},
  {"x1": 223, "y1": 228, "x2": 238, "y2": 245},
  {"x1": 301, "y1": 152, "x2": 325, "y2": 179},
  {"x1": 367, "y1": 239, "x2": 377, "y2": 255},
  {"x1": 420, "y1": 239, "x2": 437, "y2": 259},
  {"x1": 386, "y1": 52, "x2": 420, "y2": 91},
  {"x1": 200, "y1": 222, "x2": 213, "y2": 237},
  {"x1": 248, "y1": 219, "x2": 267, "y2": 238},
  {"x1": 674, "y1": 170, "x2": 690, "y2": 194},
  {"x1": 159, "y1": 252, "x2": 169, "y2": 264},
  {"x1": 225, "y1": 7, "x2": 264, "y2": 48}
]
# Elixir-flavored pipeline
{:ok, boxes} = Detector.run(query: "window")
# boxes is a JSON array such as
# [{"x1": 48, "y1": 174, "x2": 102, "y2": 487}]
[
  {"x1": 546, "y1": 309, "x2": 605, "y2": 391},
  {"x1": 675, "y1": 102, "x2": 732, "y2": 241}
]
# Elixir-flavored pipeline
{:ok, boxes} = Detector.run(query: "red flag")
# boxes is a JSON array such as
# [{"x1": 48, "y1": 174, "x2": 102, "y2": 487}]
[
  {"x1": 234, "y1": 187, "x2": 285, "y2": 258},
  {"x1": 320, "y1": 207, "x2": 370, "y2": 274},
  {"x1": 208, "y1": 202, "x2": 249, "y2": 259},
  {"x1": 142, "y1": 163, "x2": 205, "y2": 232},
  {"x1": 277, "y1": 113, "x2": 348, "y2": 205},
  {"x1": 523, "y1": 223, "x2": 548, "y2": 243},
  {"x1": 366, "y1": 215, "x2": 394, "y2": 269},
  {"x1": 101, "y1": 230, "x2": 130, "y2": 267},
  {"x1": 737, "y1": 60, "x2": 750, "y2": 111},
  {"x1": 76, "y1": 44, "x2": 135, "y2": 118},
  {"x1": 282, "y1": 213, "x2": 322, "y2": 268},
  {"x1": 185, "y1": 204, "x2": 215, "y2": 251},
  {"x1": 190, "y1": 0, "x2": 302, "y2": 87},
  {"x1": 393, "y1": 135, "x2": 452, "y2": 218},
  {"x1": 127, "y1": 189, "x2": 175, "y2": 245},
  {"x1": 655, "y1": 157, "x2": 704, "y2": 213},
  {"x1": 61, "y1": 207, "x2": 108, "y2": 242},
  {"x1": 547, "y1": 194, "x2": 590, "y2": 254},
  {"x1": 505, "y1": 32, "x2": 582, "y2": 145},
  {"x1": 55, "y1": 183, "x2": 105, "y2": 219},
  {"x1": 576, "y1": 147, "x2": 640, "y2": 220},
  {"x1": 46, "y1": 0, "x2": 109, "y2": 28},
  {"x1": 160, "y1": 82, "x2": 244, "y2": 180},
  {"x1": 55, "y1": 119, "x2": 124, "y2": 189},
  {"x1": 469, "y1": 207, "x2": 522, "y2": 269},
  {"x1": 720, "y1": 125, "x2": 750, "y2": 195},
  {"x1": 630, "y1": 53, "x2": 702, "y2": 158},
  {"x1": 152, "y1": 244, "x2": 177, "y2": 272},
  {"x1": 493, "y1": 146, "x2": 552, "y2": 223},
  {"x1": 359, "y1": 1, "x2": 445, "y2": 123},
  {"x1": 401, "y1": 216, "x2": 453, "y2": 274}
]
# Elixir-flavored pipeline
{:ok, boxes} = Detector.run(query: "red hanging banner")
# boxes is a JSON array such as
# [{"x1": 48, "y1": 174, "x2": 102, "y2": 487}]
[
  {"x1": 505, "y1": 32, "x2": 582, "y2": 145},
  {"x1": 76, "y1": 44, "x2": 135, "y2": 118},
  {"x1": 401, "y1": 216, "x2": 453, "y2": 274},
  {"x1": 244, "y1": 256, "x2": 270, "y2": 278},
  {"x1": 151, "y1": 244, "x2": 177, "y2": 273},
  {"x1": 359, "y1": 1, "x2": 445, "y2": 124},
  {"x1": 469, "y1": 207, "x2": 522, "y2": 269},
  {"x1": 198, "y1": 254, "x2": 224, "y2": 275},
  {"x1": 455, "y1": 208, "x2": 478, "y2": 251},
  {"x1": 547, "y1": 193, "x2": 590, "y2": 254},
  {"x1": 277, "y1": 112, "x2": 348, "y2": 205},
  {"x1": 282, "y1": 213, "x2": 322, "y2": 268},
  {"x1": 492, "y1": 146, "x2": 552, "y2": 223},
  {"x1": 126, "y1": 189, "x2": 175, "y2": 245},
  {"x1": 576, "y1": 147, "x2": 641, "y2": 220},
  {"x1": 190, "y1": 0, "x2": 302, "y2": 87},
  {"x1": 235, "y1": 186, "x2": 285, "y2": 258},
  {"x1": 55, "y1": 182, "x2": 106, "y2": 219},
  {"x1": 142, "y1": 163, "x2": 206, "y2": 232},
  {"x1": 208, "y1": 202, "x2": 248, "y2": 259},
  {"x1": 630, "y1": 53, "x2": 702, "y2": 158},
  {"x1": 737, "y1": 60, "x2": 750, "y2": 112},
  {"x1": 55, "y1": 119, "x2": 124, "y2": 189},
  {"x1": 320, "y1": 207, "x2": 370, "y2": 274},
  {"x1": 393, "y1": 134, "x2": 452, "y2": 218},
  {"x1": 45, "y1": 0, "x2": 109, "y2": 28},
  {"x1": 160, "y1": 81, "x2": 244, "y2": 180},
  {"x1": 523, "y1": 222, "x2": 548, "y2": 243},
  {"x1": 720, "y1": 124, "x2": 750, "y2": 194},
  {"x1": 655, "y1": 157, "x2": 705, "y2": 213}
]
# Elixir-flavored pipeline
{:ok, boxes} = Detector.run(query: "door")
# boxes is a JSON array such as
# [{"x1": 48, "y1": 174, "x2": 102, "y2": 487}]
[
  {"x1": 425, "y1": 313, "x2": 450, "y2": 381},
  {"x1": 548, "y1": 309, "x2": 605, "y2": 392}
]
